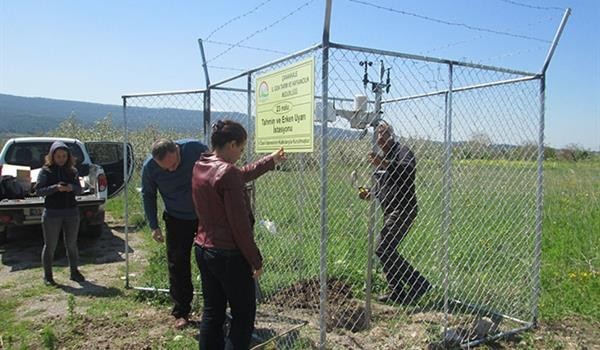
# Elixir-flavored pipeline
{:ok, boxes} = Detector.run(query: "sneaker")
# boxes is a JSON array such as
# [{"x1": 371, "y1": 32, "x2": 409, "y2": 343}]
[
  {"x1": 44, "y1": 276, "x2": 57, "y2": 286},
  {"x1": 70, "y1": 270, "x2": 86, "y2": 282},
  {"x1": 175, "y1": 317, "x2": 189, "y2": 330}
]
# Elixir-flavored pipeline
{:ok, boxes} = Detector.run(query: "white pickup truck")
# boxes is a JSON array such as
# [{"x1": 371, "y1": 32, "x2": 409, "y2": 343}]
[{"x1": 0, "y1": 137, "x2": 133, "y2": 244}]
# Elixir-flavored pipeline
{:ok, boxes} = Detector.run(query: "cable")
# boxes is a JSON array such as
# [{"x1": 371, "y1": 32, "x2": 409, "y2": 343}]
[
  {"x1": 346, "y1": 0, "x2": 551, "y2": 43},
  {"x1": 495, "y1": 0, "x2": 564, "y2": 11},
  {"x1": 205, "y1": 0, "x2": 275, "y2": 41},
  {"x1": 205, "y1": 39, "x2": 289, "y2": 55},
  {"x1": 206, "y1": 0, "x2": 316, "y2": 64}
]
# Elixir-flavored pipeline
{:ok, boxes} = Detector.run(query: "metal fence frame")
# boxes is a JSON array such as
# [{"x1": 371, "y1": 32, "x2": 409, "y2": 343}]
[{"x1": 120, "y1": 4, "x2": 570, "y2": 348}]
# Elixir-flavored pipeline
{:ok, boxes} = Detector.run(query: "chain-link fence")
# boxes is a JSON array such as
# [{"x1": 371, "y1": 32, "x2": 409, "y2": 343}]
[
  {"x1": 121, "y1": 91, "x2": 205, "y2": 294},
  {"x1": 123, "y1": 42, "x2": 543, "y2": 348}
]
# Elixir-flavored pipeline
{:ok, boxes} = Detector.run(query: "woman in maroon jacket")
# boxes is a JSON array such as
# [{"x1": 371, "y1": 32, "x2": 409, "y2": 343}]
[{"x1": 192, "y1": 120, "x2": 285, "y2": 349}]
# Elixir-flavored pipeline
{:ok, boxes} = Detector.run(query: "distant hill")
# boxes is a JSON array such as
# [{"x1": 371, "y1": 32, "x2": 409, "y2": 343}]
[
  {"x1": 0, "y1": 93, "x2": 245, "y2": 134},
  {"x1": 0, "y1": 94, "x2": 121, "y2": 133},
  {"x1": 0, "y1": 93, "x2": 364, "y2": 139}
]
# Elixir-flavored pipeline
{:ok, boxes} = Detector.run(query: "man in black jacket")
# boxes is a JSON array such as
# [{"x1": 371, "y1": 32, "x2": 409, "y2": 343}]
[{"x1": 360, "y1": 121, "x2": 431, "y2": 303}]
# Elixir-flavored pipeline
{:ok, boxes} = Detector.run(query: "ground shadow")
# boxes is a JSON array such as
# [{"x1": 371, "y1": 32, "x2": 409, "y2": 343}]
[
  {"x1": 0, "y1": 223, "x2": 134, "y2": 272},
  {"x1": 57, "y1": 279, "x2": 123, "y2": 297}
]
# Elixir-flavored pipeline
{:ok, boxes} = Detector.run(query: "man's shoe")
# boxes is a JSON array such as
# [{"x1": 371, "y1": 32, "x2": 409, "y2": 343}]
[
  {"x1": 377, "y1": 290, "x2": 408, "y2": 304},
  {"x1": 175, "y1": 317, "x2": 189, "y2": 330},
  {"x1": 44, "y1": 276, "x2": 57, "y2": 286},
  {"x1": 70, "y1": 270, "x2": 86, "y2": 282}
]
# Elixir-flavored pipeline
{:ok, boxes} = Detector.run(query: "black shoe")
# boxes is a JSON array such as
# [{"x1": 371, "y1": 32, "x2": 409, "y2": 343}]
[
  {"x1": 44, "y1": 276, "x2": 57, "y2": 286},
  {"x1": 70, "y1": 270, "x2": 85, "y2": 282},
  {"x1": 377, "y1": 290, "x2": 408, "y2": 304}
]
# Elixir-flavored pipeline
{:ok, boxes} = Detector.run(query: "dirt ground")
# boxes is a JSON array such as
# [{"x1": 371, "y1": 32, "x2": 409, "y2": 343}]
[{"x1": 1, "y1": 220, "x2": 598, "y2": 349}]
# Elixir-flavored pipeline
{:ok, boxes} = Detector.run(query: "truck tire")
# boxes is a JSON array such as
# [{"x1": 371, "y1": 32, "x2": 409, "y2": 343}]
[
  {"x1": 0, "y1": 228, "x2": 7, "y2": 245},
  {"x1": 85, "y1": 224, "x2": 103, "y2": 238},
  {"x1": 79, "y1": 221, "x2": 103, "y2": 238}
]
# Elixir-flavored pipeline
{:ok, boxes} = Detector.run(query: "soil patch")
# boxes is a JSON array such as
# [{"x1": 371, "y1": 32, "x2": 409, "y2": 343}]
[{"x1": 267, "y1": 278, "x2": 367, "y2": 332}]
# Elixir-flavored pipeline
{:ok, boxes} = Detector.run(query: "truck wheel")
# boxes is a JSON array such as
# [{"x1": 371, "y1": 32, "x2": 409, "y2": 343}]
[
  {"x1": 84, "y1": 224, "x2": 103, "y2": 238},
  {"x1": 0, "y1": 229, "x2": 7, "y2": 245}
]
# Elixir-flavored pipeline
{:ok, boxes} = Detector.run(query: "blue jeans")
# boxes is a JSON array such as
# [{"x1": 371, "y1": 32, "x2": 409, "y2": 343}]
[{"x1": 195, "y1": 245, "x2": 256, "y2": 350}]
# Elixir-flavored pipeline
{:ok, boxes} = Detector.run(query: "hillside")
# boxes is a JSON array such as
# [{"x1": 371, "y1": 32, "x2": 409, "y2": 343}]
[
  {"x1": 0, "y1": 94, "x2": 246, "y2": 134},
  {"x1": 0, "y1": 93, "x2": 363, "y2": 140}
]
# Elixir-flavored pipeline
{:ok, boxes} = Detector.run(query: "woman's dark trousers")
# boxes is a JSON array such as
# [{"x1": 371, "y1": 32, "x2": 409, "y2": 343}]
[
  {"x1": 41, "y1": 215, "x2": 80, "y2": 278},
  {"x1": 195, "y1": 245, "x2": 256, "y2": 350}
]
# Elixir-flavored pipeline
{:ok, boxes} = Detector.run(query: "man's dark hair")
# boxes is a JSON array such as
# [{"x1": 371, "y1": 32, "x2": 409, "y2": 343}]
[
  {"x1": 211, "y1": 120, "x2": 247, "y2": 149},
  {"x1": 151, "y1": 139, "x2": 178, "y2": 161}
]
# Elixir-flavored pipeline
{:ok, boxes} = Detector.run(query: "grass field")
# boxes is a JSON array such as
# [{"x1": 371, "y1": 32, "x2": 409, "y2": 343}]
[
  {"x1": 1, "y1": 158, "x2": 597, "y2": 349},
  {"x1": 128, "y1": 157, "x2": 598, "y2": 341}
]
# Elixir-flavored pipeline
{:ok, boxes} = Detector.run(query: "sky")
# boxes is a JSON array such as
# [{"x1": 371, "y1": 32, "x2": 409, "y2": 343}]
[{"x1": 1, "y1": 0, "x2": 598, "y2": 150}]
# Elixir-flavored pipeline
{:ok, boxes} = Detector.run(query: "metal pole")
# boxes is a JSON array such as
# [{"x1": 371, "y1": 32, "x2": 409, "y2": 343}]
[
  {"x1": 199, "y1": 38, "x2": 212, "y2": 143},
  {"x1": 198, "y1": 38, "x2": 211, "y2": 87},
  {"x1": 540, "y1": 8, "x2": 571, "y2": 75},
  {"x1": 245, "y1": 72, "x2": 263, "y2": 303},
  {"x1": 209, "y1": 44, "x2": 322, "y2": 88},
  {"x1": 363, "y1": 93, "x2": 380, "y2": 327},
  {"x1": 247, "y1": 73, "x2": 256, "y2": 211},
  {"x1": 441, "y1": 64, "x2": 454, "y2": 341},
  {"x1": 532, "y1": 75, "x2": 545, "y2": 326},
  {"x1": 319, "y1": 0, "x2": 332, "y2": 348},
  {"x1": 122, "y1": 96, "x2": 130, "y2": 289},
  {"x1": 462, "y1": 324, "x2": 534, "y2": 348},
  {"x1": 382, "y1": 75, "x2": 538, "y2": 105},
  {"x1": 328, "y1": 42, "x2": 536, "y2": 77}
]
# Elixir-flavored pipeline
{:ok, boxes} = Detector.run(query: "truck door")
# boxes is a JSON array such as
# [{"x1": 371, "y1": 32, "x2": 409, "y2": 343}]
[{"x1": 85, "y1": 142, "x2": 134, "y2": 198}]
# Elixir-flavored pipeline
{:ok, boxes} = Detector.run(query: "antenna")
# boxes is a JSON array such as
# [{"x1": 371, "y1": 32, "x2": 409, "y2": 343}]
[
  {"x1": 359, "y1": 60, "x2": 373, "y2": 89},
  {"x1": 359, "y1": 60, "x2": 391, "y2": 93}
]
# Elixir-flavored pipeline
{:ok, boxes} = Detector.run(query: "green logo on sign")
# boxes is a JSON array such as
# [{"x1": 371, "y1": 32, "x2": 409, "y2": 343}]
[{"x1": 259, "y1": 81, "x2": 269, "y2": 101}]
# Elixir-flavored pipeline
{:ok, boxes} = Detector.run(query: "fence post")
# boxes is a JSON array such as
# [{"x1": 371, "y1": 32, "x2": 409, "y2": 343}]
[
  {"x1": 198, "y1": 38, "x2": 211, "y2": 142},
  {"x1": 319, "y1": 0, "x2": 333, "y2": 348},
  {"x1": 532, "y1": 75, "x2": 545, "y2": 327},
  {"x1": 441, "y1": 63, "x2": 454, "y2": 339},
  {"x1": 122, "y1": 96, "x2": 130, "y2": 289}
]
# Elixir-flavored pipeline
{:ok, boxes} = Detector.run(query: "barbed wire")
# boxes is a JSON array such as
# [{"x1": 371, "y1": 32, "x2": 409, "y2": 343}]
[
  {"x1": 204, "y1": 39, "x2": 290, "y2": 55},
  {"x1": 346, "y1": 0, "x2": 551, "y2": 43},
  {"x1": 207, "y1": 65, "x2": 247, "y2": 72},
  {"x1": 419, "y1": 15, "x2": 557, "y2": 56},
  {"x1": 206, "y1": 0, "x2": 316, "y2": 64},
  {"x1": 205, "y1": 0, "x2": 275, "y2": 41},
  {"x1": 477, "y1": 45, "x2": 547, "y2": 63},
  {"x1": 495, "y1": 0, "x2": 565, "y2": 11}
]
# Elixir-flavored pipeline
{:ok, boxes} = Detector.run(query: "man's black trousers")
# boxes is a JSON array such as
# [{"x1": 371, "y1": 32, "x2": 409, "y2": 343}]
[{"x1": 163, "y1": 211, "x2": 198, "y2": 319}]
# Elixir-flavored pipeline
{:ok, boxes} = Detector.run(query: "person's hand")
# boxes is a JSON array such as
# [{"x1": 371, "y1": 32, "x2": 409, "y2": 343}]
[
  {"x1": 271, "y1": 147, "x2": 286, "y2": 164},
  {"x1": 368, "y1": 152, "x2": 383, "y2": 167},
  {"x1": 152, "y1": 228, "x2": 164, "y2": 243},
  {"x1": 358, "y1": 187, "x2": 371, "y2": 200},
  {"x1": 252, "y1": 267, "x2": 263, "y2": 279},
  {"x1": 369, "y1": 152, "x2": 388, "y2": 167},
  {"x1": 57, "y1": 183, "x2": 72, "y2": 192}
]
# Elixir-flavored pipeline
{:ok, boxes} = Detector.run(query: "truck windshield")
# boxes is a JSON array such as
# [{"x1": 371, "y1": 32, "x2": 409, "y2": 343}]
[{"x1": 4, "y1": 142, "x2": 85, "y2": 169}]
